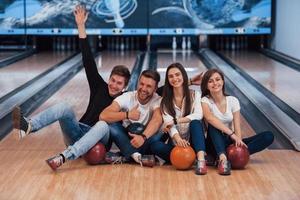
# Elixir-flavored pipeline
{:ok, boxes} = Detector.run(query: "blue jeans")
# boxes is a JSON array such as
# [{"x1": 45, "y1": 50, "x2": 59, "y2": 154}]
[
  {"x1": 29, "y1": 102, "x2": 111, "y2": 160},
  {"x1": 207, "y1": 124, "x2": 274, "y2": 157},
  {"x1": 109, "y1": 122, "x2": 163, "y2": 159},
  {"x1": 150, "y1": 120, "x2": 206, "y2": 162}
]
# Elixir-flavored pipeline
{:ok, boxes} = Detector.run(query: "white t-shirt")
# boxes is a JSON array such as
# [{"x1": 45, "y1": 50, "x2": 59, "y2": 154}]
[
  {"x1": 162, "y1": 90, "x2": 203, "y2": 141},
  {"x1": 201, "y1": 96, "x2": 240, "y2": 129},
  {"x1": 114, "y1": 91, "x2": 161, "y2": 127}
]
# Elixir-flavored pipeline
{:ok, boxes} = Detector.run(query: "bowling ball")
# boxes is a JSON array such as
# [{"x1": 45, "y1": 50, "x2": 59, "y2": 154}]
[
  {"x1": 126, "y1": 122, "x2": 145, "y2": 135},
  {"x1": 226, "y1": 144, "x2": 250, "y2": 169},
  {"x1": 170, "y1": 146, "x2": 196, "y2": 170},
  {"x1": 83, "y1": 143, "x2": 106, "y2": 165}
]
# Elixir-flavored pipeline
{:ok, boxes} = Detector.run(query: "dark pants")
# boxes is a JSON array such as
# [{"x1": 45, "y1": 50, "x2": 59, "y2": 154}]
[
  {"x1": 207, "y1": 124, "x2": 274, "y2": 157},
  {"x1": 109, "y1": 122, "x2": 163, "y2": 159},
  {"x1": 150, "y1": 120, "x2": 206, "y2": 162}
]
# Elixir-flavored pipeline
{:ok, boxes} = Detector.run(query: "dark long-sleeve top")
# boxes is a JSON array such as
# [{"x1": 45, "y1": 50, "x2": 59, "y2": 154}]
[{"x1": 78, "y1": 38, "x2": 114, "y2": 126}]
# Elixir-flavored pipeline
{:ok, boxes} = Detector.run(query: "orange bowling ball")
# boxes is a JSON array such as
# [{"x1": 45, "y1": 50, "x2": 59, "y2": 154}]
[
  {"x1": 170, "y1": 146, "x2": 196, "y2": 170},
  {"x1": 226, "y1": 144, "x2": 250, "y2": 169}
]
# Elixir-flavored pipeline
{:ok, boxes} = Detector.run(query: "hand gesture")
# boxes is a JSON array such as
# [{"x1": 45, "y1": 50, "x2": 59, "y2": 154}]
[
  {"x1": 128, "y1": 105, "x2": 140, "y2": 121},
  {"x1": 230, "y1": 134, "x2": 247, "y2": 147},
  {"x1": 174, "y1": 134, "x2": 190, "y2": 147},
  {"x1": 190, "y1": 71, "x2": 204, "y2": 86},
  {"x1": 128, "y1": 133, "x2": 145, "y2": 148},
  {"x1": 74, "y1": 5, "x2": 88, "y2": 26}
]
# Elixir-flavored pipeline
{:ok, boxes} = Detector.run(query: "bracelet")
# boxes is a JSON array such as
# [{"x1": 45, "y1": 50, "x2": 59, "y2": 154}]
[
  {"x1": 229, "y1": 131, "x2": 235, "y2": 137},
  {"x1": 141, "y1": 133, "x2": 147, "y2": 141},
  {"x1": 173, "y1": 118, "x2": 177, "y2": 125}
]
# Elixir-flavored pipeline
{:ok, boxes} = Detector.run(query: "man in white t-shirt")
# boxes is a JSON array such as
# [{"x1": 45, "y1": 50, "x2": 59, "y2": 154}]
[{"x1": 100, "y1": 70, "x2": 162, "y2": 167}]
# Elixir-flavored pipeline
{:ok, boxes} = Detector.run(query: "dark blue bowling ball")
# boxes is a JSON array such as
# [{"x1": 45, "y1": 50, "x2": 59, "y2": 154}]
[{"x1": 126, "y1": 122, "x2": 145, "y2": 135}]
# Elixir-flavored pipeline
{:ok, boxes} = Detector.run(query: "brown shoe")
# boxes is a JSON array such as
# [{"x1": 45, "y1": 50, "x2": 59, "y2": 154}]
[
  {"x1": 45, "y1": 154, "x2": 65, "y2": 171},
  {"x1": 104, "y1": 152, "x2": 129, "y2": 164},
  {"x1": 12, "y1": 106, "x2": 31, "y2": 139},
  {"x1": 140, "y1": 155, "x2": 155, "y2": 167}
]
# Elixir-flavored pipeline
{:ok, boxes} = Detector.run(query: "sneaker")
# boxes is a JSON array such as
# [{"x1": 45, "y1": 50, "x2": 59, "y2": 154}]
[
  {"x1": 218, "y1": 160, "x2": 231, "y2": 175},
  {"x1": 12, "y1": 106, "x2": 31, "y2": 139},
  {"x1": 45, "y1": 154, "x2": 65, "y2": 171},
  {"x1": 104, "y1": 152, "x2": 128, "y2": 164},
  {"x1": 139, "y1": 155, "x2": 155, "y2": 168},
  {"x1": 195, "y1": 160, "x2": 207, "y2": 175}
]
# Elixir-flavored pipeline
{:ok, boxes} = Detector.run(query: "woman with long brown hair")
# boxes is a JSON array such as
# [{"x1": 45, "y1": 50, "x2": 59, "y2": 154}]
[
  {"x1": 201, "y1": 68, "x2": 274, "y2": 175},
  {"x1": 151, "y1": 63, "x2": 207, "y2": 175}
]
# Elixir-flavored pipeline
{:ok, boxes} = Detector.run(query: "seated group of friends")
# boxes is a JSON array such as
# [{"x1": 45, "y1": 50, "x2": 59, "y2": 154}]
[{"x1": 12, "y1": 5, "x2": 274, "y2": 176}]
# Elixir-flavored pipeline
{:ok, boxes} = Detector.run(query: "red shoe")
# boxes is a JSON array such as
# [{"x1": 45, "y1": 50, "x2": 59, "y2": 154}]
[
  {"x1": 46, "y1": 155, "x2": 65, "y2": 171},
  {"x1": 195, "y1": 160, "x2": 207, "y2": 175},
  {"x1": 218, "y1": 160, "x2": 231, "y2": 175}
]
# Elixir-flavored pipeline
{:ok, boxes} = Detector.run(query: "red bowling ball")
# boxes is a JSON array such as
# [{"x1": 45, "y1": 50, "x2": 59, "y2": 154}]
[
  {"x1": 226, "y1": 144, "x2": 250, "y2": 169},
  {"x1": 83, "y1": 143, "x2": 106, "y2": 165}
]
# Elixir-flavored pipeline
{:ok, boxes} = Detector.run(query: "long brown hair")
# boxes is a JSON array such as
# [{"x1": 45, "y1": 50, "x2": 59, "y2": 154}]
[
  {"x1": 201, "y1": 68, "x2": 227, "y2": 97},
  {"x1": 161, "y1": 63, "x2": 191, "y2": 118}
]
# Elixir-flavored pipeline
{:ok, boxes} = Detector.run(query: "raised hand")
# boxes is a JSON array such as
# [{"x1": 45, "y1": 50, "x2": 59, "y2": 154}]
[{"x1": 74, "y1": 5, "x2": 89, "y2": 26}]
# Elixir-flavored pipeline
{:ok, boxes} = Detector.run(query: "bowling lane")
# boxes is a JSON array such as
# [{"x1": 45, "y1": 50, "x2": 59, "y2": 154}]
[
  {"x1": 156, "y1": 51, "x2": 206, "y2": 88},
  {"x1": 0, "y1": 51, "x2": 74, "y2": 98},
  {"x1": 1, "y1": 50, "x2": 138, "y2": 150},
  {"x1": 0, "y1": 51, "x2": 20, "y2": 60},
  {"x1": 220, "y1": 50, "x2": 300, "y2": 114},
  {"x1": 95, "y1": 50, "x2": 138, "y2": 82}
]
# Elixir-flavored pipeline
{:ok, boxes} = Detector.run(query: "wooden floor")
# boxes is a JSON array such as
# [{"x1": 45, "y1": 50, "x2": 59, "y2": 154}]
[
  {"x1": 1, "y1": 50, "x2": 300, "y2": 200},
  {"x1": 1, "y1": 134, "x2": 300, "y2": 200}
]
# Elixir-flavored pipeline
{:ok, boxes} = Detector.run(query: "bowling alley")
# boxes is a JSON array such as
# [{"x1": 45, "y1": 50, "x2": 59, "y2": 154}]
[{"x1": 0, "y1": 0, "x2": 299, "y2": 199}]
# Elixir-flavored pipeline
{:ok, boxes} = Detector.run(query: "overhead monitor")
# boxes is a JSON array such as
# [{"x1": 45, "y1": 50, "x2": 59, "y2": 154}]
[
  {"x1": 149, "y1": 0, "x2": 272, "y2": 35},
  {"x1": 85, "y1": 0, "x2": 148, "y2": 35},
  {"x1": 0, "y1": 0, "x2": 25, "y2": 35},
  {"x1": 25, "y1": 0, "x2": 148, "y2": 35},
  {"x1": 25, "y1": 0, "x2": 77, "y2": 35}
]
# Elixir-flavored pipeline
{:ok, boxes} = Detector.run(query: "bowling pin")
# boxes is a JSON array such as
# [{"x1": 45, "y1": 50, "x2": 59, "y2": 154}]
[
  {"x1": 187, "y1": 36, "x2": 191, "y2": 50},
  {"x1": 231, "y1": 36, "x2": 235, "y2": 51},
  {"x1": 120, "y1": 37, "x2": 125, "y2": 51},
  {"x1": 172, "y1": 36, "x2": 177, "y2": 50},
  {"x1": 182, "y1": 36, "x2": 186, "y2": 50}
]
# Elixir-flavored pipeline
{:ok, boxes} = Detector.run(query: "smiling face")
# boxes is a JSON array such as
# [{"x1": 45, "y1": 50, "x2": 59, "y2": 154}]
[
  {"x1": 137, "y1": 75, "x2": 157, "y2": 104},
  {"x1": 167, "y1": 67, "x2": 184, "y2": 89},
  {"x1": 107, "y1": 74, "x2": 126, "y2": 97},
  {"x1": 207, "y1": 72, "x2": 224, "y2": 94}
]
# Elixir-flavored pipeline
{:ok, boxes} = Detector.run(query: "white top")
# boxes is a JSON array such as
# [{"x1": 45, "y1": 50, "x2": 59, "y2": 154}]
[
  {"x1": 201, "y1": 96, "x2": 240, "y2": 129},
  {"x1": 114, "y1": 91, "x2": 161, "y2": 127},
  {"x1": 162, "y1": 90, "x2": 203, "y2": 141}
]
